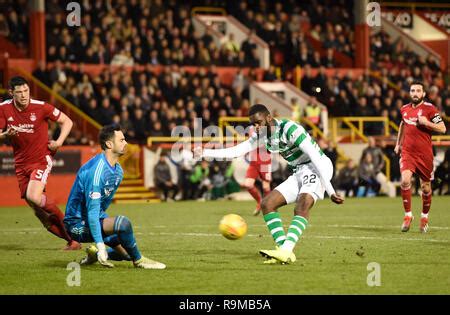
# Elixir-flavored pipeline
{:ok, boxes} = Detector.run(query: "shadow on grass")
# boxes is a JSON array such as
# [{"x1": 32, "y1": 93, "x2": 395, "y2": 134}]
[{"x1": 0, "y1": 244, "x2": 26, "y2": 251}]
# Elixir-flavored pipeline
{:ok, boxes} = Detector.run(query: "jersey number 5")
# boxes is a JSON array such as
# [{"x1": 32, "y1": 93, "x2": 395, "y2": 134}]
[{"x1": 35, "y1": 170, "x2": 44, "y2": 179}]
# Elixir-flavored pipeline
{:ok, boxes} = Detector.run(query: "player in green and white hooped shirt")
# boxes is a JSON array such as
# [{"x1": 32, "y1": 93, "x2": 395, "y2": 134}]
[{"x1": 196, "y1": 104, "x2": 344, "y2": 264}]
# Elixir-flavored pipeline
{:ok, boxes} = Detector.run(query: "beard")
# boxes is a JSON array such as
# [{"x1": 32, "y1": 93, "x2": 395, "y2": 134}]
[{"x1": 411, "y1": 95, "x2": 424, "y2": 105}]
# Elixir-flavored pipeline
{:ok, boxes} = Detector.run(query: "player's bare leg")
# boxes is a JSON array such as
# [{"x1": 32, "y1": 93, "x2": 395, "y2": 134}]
[
  {"x1": 101, "y1": 216, "x2": 165, "y2": 269},
  {"x1": 26, "y1": 180, "x2": 80, "y2": 249},
  {"x1": 293, "y1": 193, "x2": 315, "y2": 220},
  {"x1": 260, "y1": 190, "x2": 287, "y2": 215},
  {"x1": 419, "y1": 179, "x2": 432, "y2": 233},
  {"x1": 400, "y1": 170, "x2": 414, "y2": 232},
  {"x1": 243, "y1": 177, "x2": 262, "y2": 215}
]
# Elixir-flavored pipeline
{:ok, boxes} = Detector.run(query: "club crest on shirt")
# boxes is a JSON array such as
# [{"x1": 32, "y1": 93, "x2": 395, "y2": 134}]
[
  {"x1": 30, "y1": 113, "x2": 36, "y2": 121},
  {"x1": 104, "y1": 187, "x2": 114, "y2": 197}
]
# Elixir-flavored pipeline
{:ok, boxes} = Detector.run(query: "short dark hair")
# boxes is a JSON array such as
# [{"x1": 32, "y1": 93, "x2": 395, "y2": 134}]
[
  {"x1": 99, "y1": 124, "x2": 122, "y2": 150},
  {"x1": 8, "y1": 76, "x2": 29, "y2": 90},
  {"x1": 410, "y1": 81, "x2": 425, "y2": 91},
  {"x1": 249, "y1": 104, "x2": 270, "y2": 116}
]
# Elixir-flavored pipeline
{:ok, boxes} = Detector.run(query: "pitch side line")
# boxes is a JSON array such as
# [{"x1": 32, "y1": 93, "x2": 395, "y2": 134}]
[
  {"x1": 2, "y1": 226, "x2": 449, "y2": 244},
  {"x1": 150, "y1": 224, "x2": 450, "y2": 230},
  {"x1": 131, "y1": 231, "x2": 450, "y2": 244},
  {"x1": 3, "y1": 223, "x2": 450, "y2": 231}
]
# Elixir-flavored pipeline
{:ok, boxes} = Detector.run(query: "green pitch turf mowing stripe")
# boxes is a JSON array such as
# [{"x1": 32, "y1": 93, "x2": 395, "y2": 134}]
[{"x1": 0, "y1": 197, "x2": 449, "y2": 294}]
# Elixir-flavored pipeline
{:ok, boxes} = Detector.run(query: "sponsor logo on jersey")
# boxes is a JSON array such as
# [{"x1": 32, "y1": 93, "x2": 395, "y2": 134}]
[
  {"x1": 10, "y1": 124, "x2": 35, "y2": 133},
  {"x1": 89, "y1": 191, "x2": 101, "y2": 199},
  {"x1": 30, "y1": 113, "x2": 37, "y2": 122},
  {"x1": 403, "y1": 117, "x2": 417, "y2": 126}
]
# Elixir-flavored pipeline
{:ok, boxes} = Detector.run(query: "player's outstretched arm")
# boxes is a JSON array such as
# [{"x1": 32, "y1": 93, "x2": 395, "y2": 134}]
[
  {"x1": 49, "y1": 112, "x2": 73, "y2": 152},
  {"x1": 196, "y1": 137, "x2": 257, "y2": 159}
]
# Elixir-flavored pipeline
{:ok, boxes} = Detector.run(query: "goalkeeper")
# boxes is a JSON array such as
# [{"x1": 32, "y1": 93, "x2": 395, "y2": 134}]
[{"x1": 64, "y1": 124, "x2": 165, "y2": 269}]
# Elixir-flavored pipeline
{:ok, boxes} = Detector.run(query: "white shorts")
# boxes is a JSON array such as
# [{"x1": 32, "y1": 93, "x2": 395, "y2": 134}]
[{"x1": 274, "y1": 158, "x2": 333, "y2": 204}]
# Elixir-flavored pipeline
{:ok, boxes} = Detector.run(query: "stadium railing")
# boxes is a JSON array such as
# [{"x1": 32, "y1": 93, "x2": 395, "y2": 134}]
[
  {"x1": 330, "y1": 117, "x2": 391, "y2": 142},
  {"x1": 191, "y1": 6, "x2": 226, "y2": 16}
]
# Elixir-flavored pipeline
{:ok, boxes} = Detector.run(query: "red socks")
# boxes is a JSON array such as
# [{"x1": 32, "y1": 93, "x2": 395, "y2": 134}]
[
  {"x1": 247, "y1": 187, "x2": 262, "y2": 207},
  {"x1": 39, "y1": 195, "x2": 72, "y2": 242},
  {"x1": 422, "y1": 191, "x2": 432, "y2": 214},
  {"x1": 401, "y1": 186, "x2": 432, "y2": 216},
  {"x1": 401, "y1": 186, "x2": 412, "y2": 214}
]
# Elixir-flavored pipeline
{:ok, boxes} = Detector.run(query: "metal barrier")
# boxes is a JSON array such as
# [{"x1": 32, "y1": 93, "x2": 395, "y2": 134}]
[
  {"x1": 331, "y1": 117, "x2": 390, "y2": 143},
  {"x1": 191, "y1": 6, "x2": 226, "y2": 16}
]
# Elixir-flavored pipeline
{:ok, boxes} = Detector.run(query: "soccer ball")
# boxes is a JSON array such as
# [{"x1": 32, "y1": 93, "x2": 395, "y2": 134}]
[{"x1": 219, "y1": 214, "x2": 247, "y2": 240}]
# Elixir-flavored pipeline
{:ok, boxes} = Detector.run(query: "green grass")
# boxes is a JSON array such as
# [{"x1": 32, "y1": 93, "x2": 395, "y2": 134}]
[{"x1": 0, "y1": 196, "x2": 450, "y2": 294}]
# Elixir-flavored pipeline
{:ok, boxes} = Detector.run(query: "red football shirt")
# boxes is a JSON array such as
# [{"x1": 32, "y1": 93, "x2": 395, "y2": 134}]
[
  {"x1": 400, "y1": 101, "x2": 442, "y2": 158},
  {"x1": 0, "y1": 98, "x2": 61, "y2": 167}
]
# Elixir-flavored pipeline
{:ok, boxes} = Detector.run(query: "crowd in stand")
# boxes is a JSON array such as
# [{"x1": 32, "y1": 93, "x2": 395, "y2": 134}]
[
  {"x1": 298, "y1": 65, "x2": 449, "y2": 135},
  {"x1": 41, "y1": 0, "x2": 262, "y2": 67},
  {"x1": 56, "y1": 0, "x2": 350, "y2": 67},
  {"x1": 0, "y1": 0, "x2": 29, "y2": 53},
  {"x1": 228, "y1": 0, "x2": 354, "y2": 66},
  {"x1": 39, "y1": 0, "x2": 355, "y2": 69},
  {"x1": 33, "y1": 62, "x2": 257, "y2": 145},
  {"x1": 1, "y1": 0, "x2": 355, "y2": 69}
]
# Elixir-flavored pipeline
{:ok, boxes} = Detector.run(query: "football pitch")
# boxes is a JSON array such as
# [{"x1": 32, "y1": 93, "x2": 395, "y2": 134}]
[{"x1": 0, "y1": 196, "x2": 449, "y2": 295}]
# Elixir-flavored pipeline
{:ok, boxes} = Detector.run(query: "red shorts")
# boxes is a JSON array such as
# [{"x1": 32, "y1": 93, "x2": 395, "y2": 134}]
[
  {"x1": 246, "y1": 162, "x2": 272, "y2": 182},
  {"x1": 400, "y1": 152, "x2": 434, "y2": 181},
  {"x1": 15, "y1": 155, "x2": 53, "y2": 199}
]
